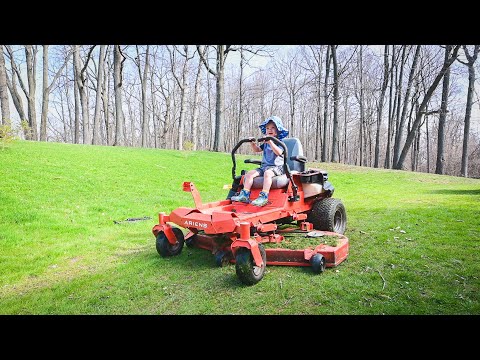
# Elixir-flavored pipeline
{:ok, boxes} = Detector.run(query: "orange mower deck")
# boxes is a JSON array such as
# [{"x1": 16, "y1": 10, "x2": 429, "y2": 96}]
[{"x1": 191, "y1": 230, "x2": 349, "y2": 267}]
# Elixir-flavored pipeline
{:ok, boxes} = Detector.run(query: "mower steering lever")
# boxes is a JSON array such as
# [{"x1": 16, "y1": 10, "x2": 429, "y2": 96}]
[{"x1": 231, "y1": 137, "x2": 259, "y2": 180}]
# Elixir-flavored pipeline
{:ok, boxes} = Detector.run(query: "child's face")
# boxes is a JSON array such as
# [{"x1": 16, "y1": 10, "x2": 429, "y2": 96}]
[{"x1": 265, "y1": 122, "x2": 278, "y2": 137}]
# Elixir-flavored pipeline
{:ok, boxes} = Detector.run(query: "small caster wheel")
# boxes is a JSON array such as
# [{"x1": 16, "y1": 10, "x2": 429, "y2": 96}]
[
  {"x1": 310, "y1": 253, "x2": 326, "y2": 274},
  {"x1": 215, "y1": 250, "x2": 230, "y2": 267}
]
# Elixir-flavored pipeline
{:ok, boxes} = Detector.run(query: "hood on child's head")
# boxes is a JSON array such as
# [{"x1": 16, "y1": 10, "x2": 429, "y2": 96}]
[{"x1": 259, "y1": 116, "x2": 289, "y2": 139}]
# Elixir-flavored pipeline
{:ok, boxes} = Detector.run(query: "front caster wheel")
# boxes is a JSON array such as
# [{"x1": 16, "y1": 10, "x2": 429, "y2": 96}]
[
  {"x1": 310, "y1": 253, "x2": 326, "y2": 274},
  {"x1": 156, "y1": 227, "x2": 185, "y2": 257},
  {"x1": 215, "y1": 250, "x2": 231, "y2": 267},
  {"x1": 185, "y1": 234, "x2": 197, "y2": 248},
  {"x1": 235, "y1": 243, "x2": 266, "y2": 285}
]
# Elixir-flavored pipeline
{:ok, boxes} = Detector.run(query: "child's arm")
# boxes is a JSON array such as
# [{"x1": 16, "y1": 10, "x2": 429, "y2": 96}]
[
  {"x1": 250, "y1": 141, "x2": 263, "y2": 153},
  {"x1": 268, "y1": 140, "x2": 284, "y2": 156}
]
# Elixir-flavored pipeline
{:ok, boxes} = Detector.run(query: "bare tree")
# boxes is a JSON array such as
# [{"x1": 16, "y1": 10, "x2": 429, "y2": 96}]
[
  {"x1": 394, "y1": 45, "x2": 461, "y2": 170},
  {"x1": 190, "y1": 58, "x2": 202, "y2": 150},
  {"x1": 25, "y1": 45, "x2": 38, "y2": 140},
  {"x1": 102, "y1": 47, "x2": 112, "y2": 145},
  {"x1": 357, "y1": 45, "x2": 364, "y2": 166},
  {"x1": 40, "y1": 45, "x2": 72, "y2": 141},
  {"x1": 374, "y1": 45, "x2": 390, "y2": 168},
  {"x1": 168, "y1": 45, "x2": 193, "y2": 150},
  {"x1": 0, "y1": 46, "x2": 10, "y2": 126},
  {"x1": 273, "y1": 48, "x2": 309, "y2": 138},
  {"x1": 5, "y1": 45, "x2": 38, "y2": 139},
  {"x1": 74, "y1": 45, "x2": 95, "y2": 144},
  {"x1": 322, "y1": 45, "x2": 331, "y2": 162},
  {"x1": 197, "y1": 45, "x2": 237, "y2": 152},
  {"x1": 92, "y1": 45, "x2": 106, "y2": 145},
  {"x1": 113, "y1": 45, "x2": 126, "y2": 146},
  {"x1": 435, "y1": 45, "x2": 452, "y2": 175},
  {"x1": 384, "y1": 45, "x2": 398, "y2": 169},
  {"x1": 330, "y1": 45, "x2": 340, "y2": 162},
  {"x1": 132, "y1": 45, "x2": 150, "y2": 147},
  {"x1": 393, "y1": 46, "x2": 421, "y2": 167},
  {"x1": 302, "y1": 45, "x2": 326, "y2": 161},
  {"x1": 458, "y1": 45, "x2": 480, "y2": 177},
  {"x1": 236, "y1": 47, "x2": 246, "y2": 142},
  {"x1": 4, "y1": 46, "x2": 27, "y2": 136},
  {"x1": 73, "y1": 59, "x2": 80, "y2": 144}
]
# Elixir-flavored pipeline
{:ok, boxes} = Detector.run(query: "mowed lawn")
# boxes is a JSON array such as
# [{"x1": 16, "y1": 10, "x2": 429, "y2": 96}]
[{"x1": 0, "y1": 140, "x2": 479, "y2": 315}]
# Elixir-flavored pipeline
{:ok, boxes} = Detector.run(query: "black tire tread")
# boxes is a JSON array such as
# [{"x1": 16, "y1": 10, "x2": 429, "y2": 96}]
[
  {"x1": 235, "y1": 243, "x2": 266, "y2": 285},
  {"x1": 307, "y1": 198, "x2": 347, "y2": 234},
  {"x1": 156, "y1": 227, "x2": 185, "y2": 257}
]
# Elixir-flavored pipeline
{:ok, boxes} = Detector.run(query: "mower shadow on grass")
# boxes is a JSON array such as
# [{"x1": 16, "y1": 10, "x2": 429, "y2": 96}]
[{"x1": 428, "y1": 189, "x2": 480, "y2": 196}]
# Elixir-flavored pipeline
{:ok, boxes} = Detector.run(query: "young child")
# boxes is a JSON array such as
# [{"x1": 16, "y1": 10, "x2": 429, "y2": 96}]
[{"x1": 231, "y1": 115, "x2": 289, "y2": 206}]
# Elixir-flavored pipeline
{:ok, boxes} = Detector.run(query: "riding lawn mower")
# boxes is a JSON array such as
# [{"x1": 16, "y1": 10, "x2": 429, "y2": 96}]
[{"x1": 152, "y1": 136, "x2": 348, "y2": 285}]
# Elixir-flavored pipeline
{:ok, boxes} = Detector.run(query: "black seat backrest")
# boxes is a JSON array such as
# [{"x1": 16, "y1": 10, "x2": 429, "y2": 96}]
[{"x1": 283, "y1": 137, "x2": 305, "y2": 172}]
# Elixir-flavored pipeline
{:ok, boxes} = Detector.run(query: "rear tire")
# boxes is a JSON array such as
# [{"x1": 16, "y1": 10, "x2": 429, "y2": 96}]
[
  {"x1": 156, "y1": 227, "x2": 185, "y2": 257},
  {"x1": 235, "y1": 243, "x2": 266, "y2": 285},
  {"x1": 307, "y1": 198, "x2": 347, "y2": 234}
]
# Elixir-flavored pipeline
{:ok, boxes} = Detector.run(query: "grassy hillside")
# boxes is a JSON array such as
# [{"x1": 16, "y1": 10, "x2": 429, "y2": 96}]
[{"x1": 1, "y1": 140, "x2": 479, "y2": 314}]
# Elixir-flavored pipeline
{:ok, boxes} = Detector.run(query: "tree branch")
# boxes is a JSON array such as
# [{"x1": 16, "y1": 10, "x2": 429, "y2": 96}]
[
  {"x1": 47, "y1": 49, "x2": 73, "y2": 93},
  {"x1": 5, "y1": 45, "x2": 29, "y2": 98},
  {"x1": 196, "y1": 45, "x2": 217, "y2": 77},
  {"x1": 80, "y1": 45, "x2": 96, "y2": 82}
]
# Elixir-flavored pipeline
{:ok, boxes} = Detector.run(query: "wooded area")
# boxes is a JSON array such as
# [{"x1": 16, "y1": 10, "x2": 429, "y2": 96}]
[{"x1": 1, "y1": 45, "x2": 479, "y2": 178}]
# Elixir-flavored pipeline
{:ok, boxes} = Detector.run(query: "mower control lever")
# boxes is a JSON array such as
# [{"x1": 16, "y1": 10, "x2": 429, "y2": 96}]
[{"x1": 231, "y1": 138, "x2": 261, "y2": 180}]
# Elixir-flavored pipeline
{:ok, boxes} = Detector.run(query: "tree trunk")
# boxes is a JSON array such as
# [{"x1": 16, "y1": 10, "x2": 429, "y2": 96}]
[
  {"x1": 237, "y1": 48, "x2": 245, "y2": 142},
  {"x1": 315, "y1": 49, "x2": 323, "y2": 161},
  {"x1": 136, "y1": 45, "x2": 150, "y2": 148},
  {"x1": 0, "y1": 45, "x2": 10, "y2": 125},
  {"x1": 215, "y1": 45, "x2": 225, "y2": 152},
  {"x1": 93, "y1": 45, "x2": 106, "y2": 145},
  {"x1": 460, "y1": 45, "x2": 479, "y2": 177},
  {"x1": 435, "y1": 46, "x2": 451, "y2": 175},
  {"x1": 358, "y1": 46, "x2": 364, "y2": 166},
  {"x1": 384, "y1": 46, "x2": 397, "y2": 169},
  {"x1": 40, "y1": 45, "x2": 71, "y2": 142},
  {"x1": 460, "y1": 66, "x2": 474, "y2": 177},
  {"x1": 74, "y1": 45, "x2": 91, "y2": 144},
  {"x1": 392, "y1": 46, "x2": 407, "y2": 166},
  {"x1": 73, "y1": 53, "x2": 80, "y2": 144},
  {"x1": 40, "y1": 45, "x2": 49, "y2": 141},
  {"x1": 5, "y1": 46, "x2": 28, "y2": 138},
  {"x1": 426, "y1": 115, "x2": 430, "y2": 173},
  {"x1": 196, "y1": 45, "x2": 228, "y2": 152},
  {"x1": 375, "y1": 45, "x2": 389, "y2": 168},
  {"x1": 175, "y1": 46, "x2": 191, "y2": 150},
  {"x1": 343, "y1": 94, "x2": 349, "y2": 163},
  {"x1": 330, "y1": 45, "x2": 339, "y2": 162},
  {"x1": 25, "y1": 45, "x2": 38, "y2": 140},
  {"x1": 393, "y1": 45, "x2": 421, "y2": 167},
  {"x1": 322, "y1": 45, "x2": 330, "y2": 162},
  {"x1": 103, "y1": 52, "x2": 111, "y2": 145},
  {"x1": 113, "y1": 45, "x2": 125, "y2": 146},
  {"x1": 191, "y1": 60, "x2": 202, "y2": 151},
  {"x1": 149, "y1": 68, "x2": 158, "y2": 149}
]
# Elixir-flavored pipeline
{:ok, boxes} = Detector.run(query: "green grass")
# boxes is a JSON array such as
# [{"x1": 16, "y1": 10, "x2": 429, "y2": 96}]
[{"x1": 1, "y1": 140, "x2": 479, "y2": 315}]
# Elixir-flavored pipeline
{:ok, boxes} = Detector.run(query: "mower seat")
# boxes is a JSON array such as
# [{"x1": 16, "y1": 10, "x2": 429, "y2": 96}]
[{"x1": 252, "y1": 137, "x2": 305, "y2": 189}]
